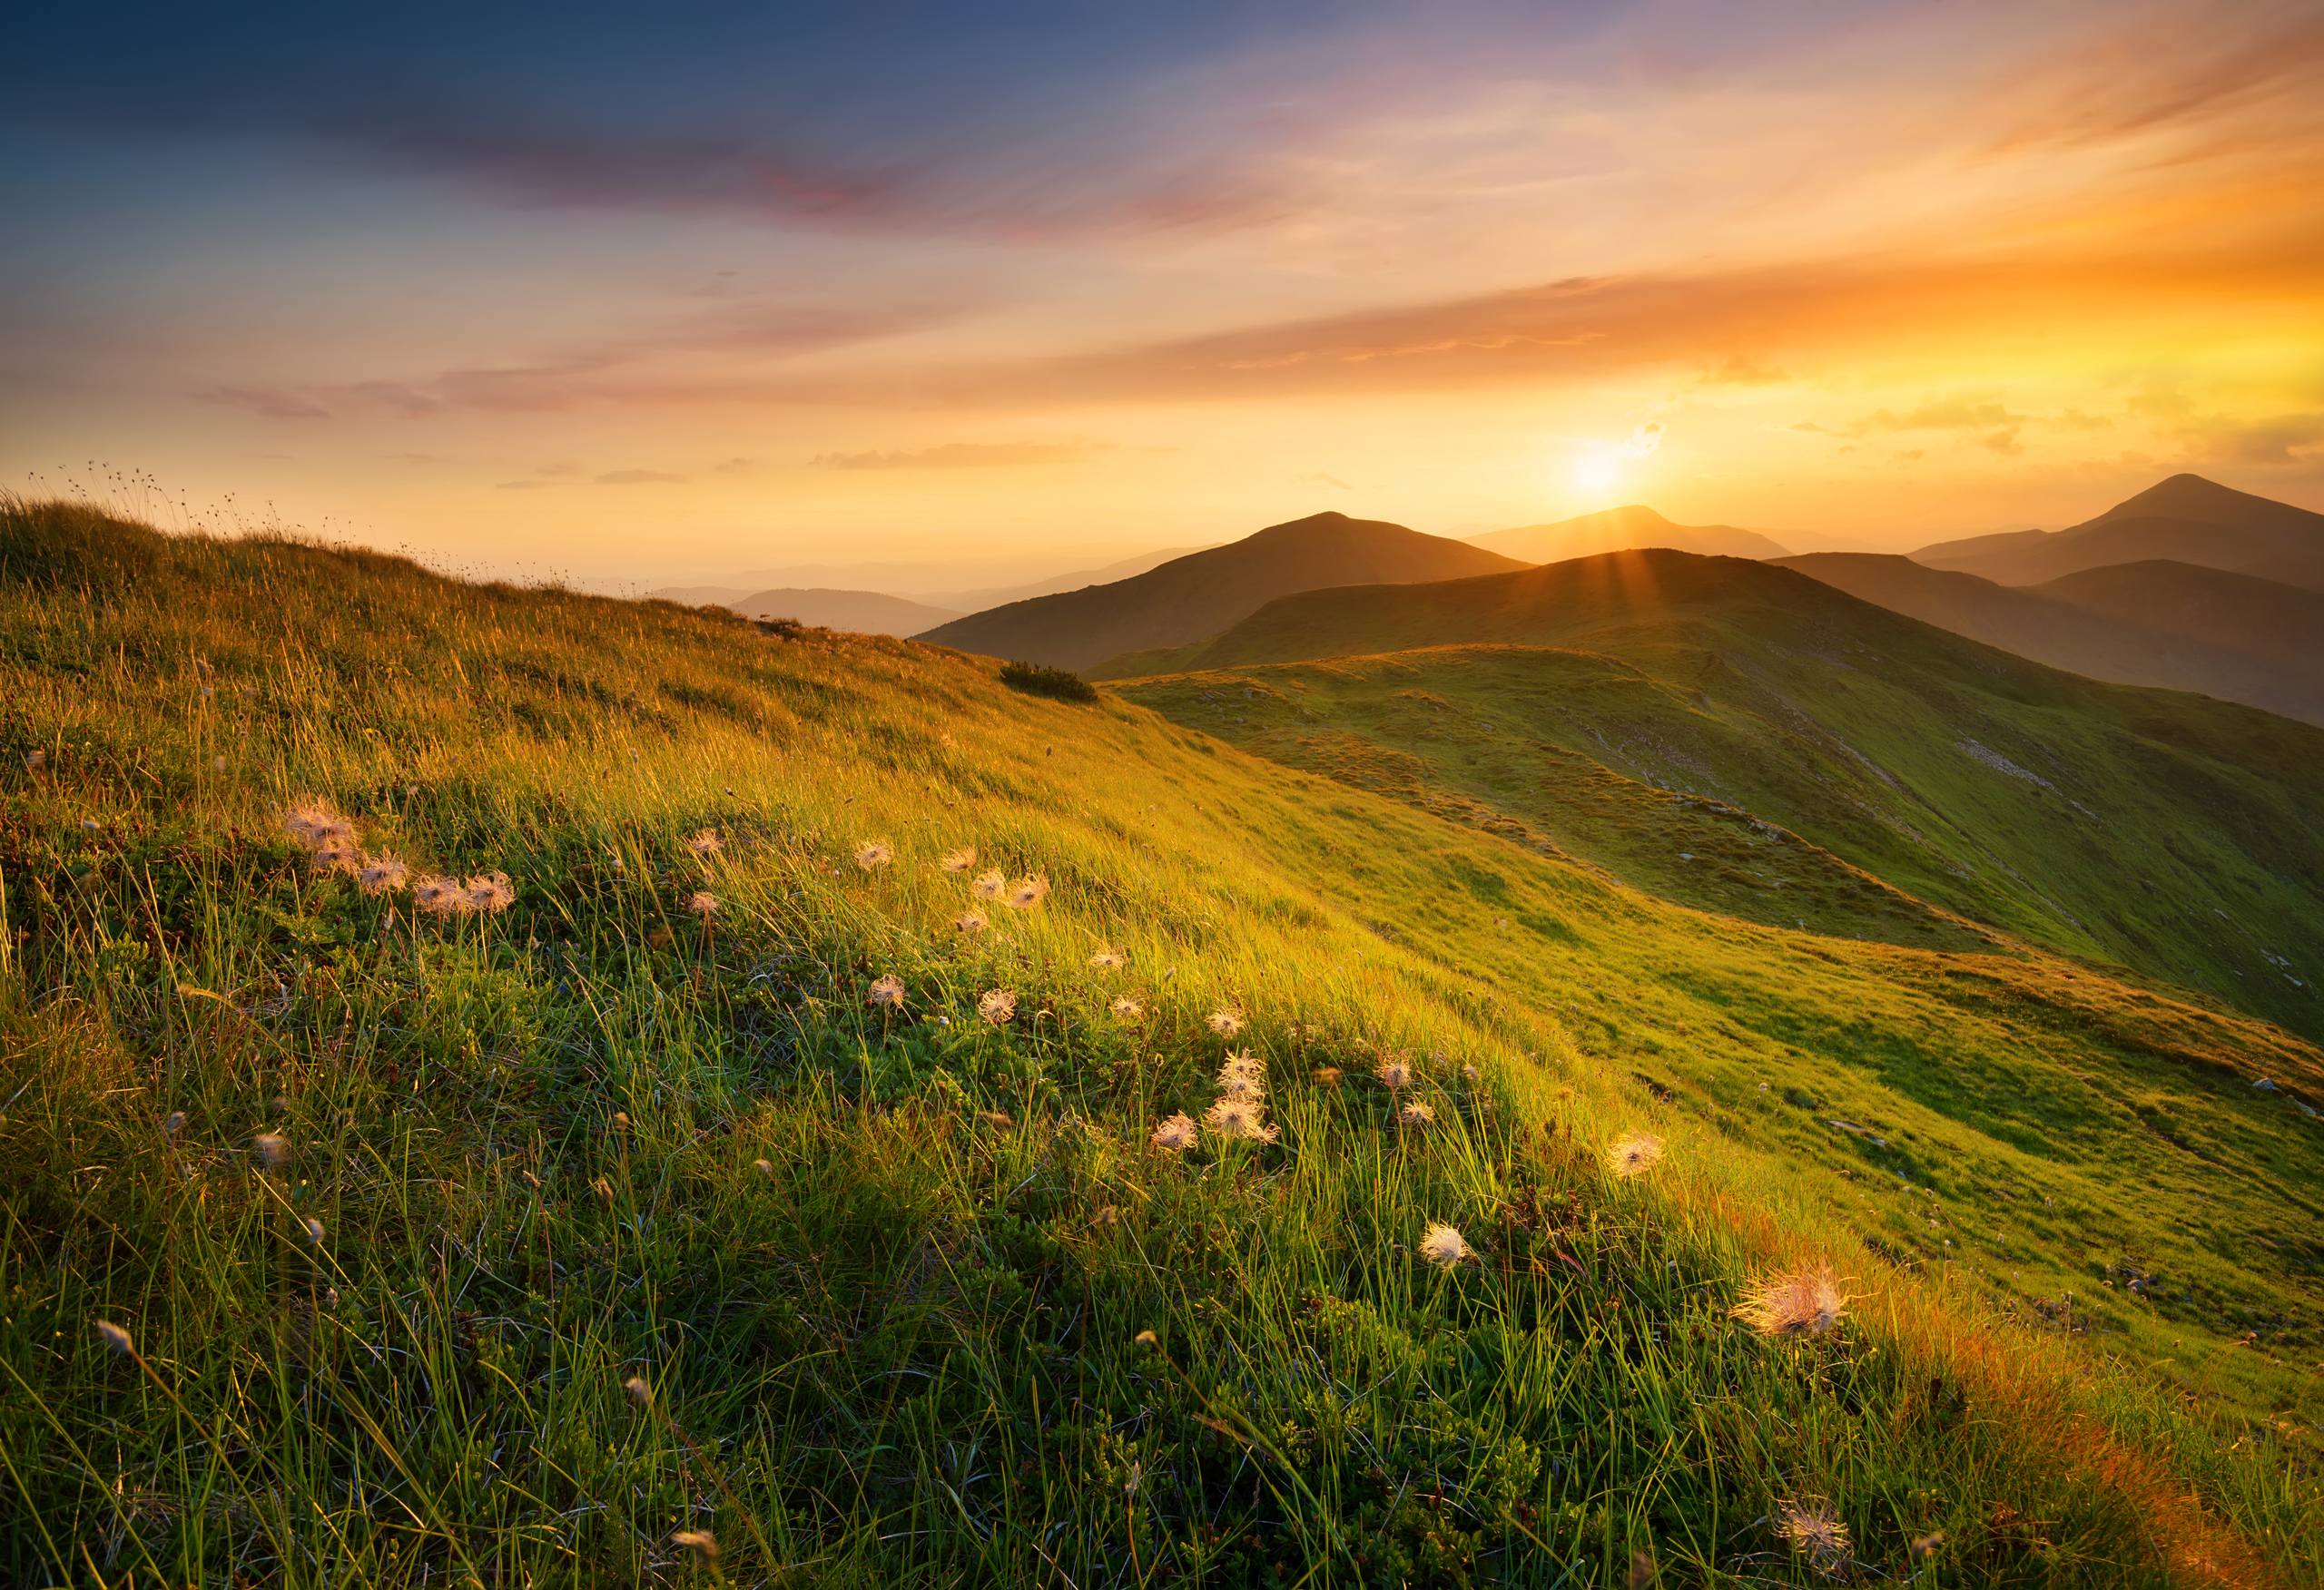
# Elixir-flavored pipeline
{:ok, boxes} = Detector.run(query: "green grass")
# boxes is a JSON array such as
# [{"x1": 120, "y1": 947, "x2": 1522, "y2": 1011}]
[
  {"x1": 1104, "y1": 554, "x2": 2324, "y2": 1045},
  {"x1": 2, "y1": 500, "x2": 2319, "y2": 1586}
]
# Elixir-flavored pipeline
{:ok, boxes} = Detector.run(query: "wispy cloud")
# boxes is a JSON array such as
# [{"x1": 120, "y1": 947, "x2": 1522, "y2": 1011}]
[
  {"x1": 809, "y1": 441, "x2": 1111, "y2": 470},
  {"x1": 596, "y1": 468, "x2": 685, "y2": 486}
]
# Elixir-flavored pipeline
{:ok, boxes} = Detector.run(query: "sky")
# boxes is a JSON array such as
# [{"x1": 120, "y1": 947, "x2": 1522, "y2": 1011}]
[{"x1": 4, "y1": 0, "x2": 2321, "y2": 589}]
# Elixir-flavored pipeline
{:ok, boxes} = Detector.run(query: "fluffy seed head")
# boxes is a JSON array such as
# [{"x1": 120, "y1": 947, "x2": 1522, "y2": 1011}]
[
  {"x1": 1202, "y1": 1094, "x2": 1278, "y2": 1143},
  {"x1": 1776, "y1": 1500, "x2": 1852, "y2": 1575},
  {"x1": 1149, "y1": 1113, "x2": 1198, "y2": 1153},
  {"x1": 688, "y1": 890, "x2": 719, "y2": 919},
  {"x1": 1216, "y1": 1050, "x2": 1266, "y2": 1101},
  {"x1": 1005, "y1": 875, "x2": 1049, "y2": 910},
  {"x1": 94, "y1": 1319, "x2": 133, "y2": 1356},
  {"x1": 939, "y1": 847, "x2": 977, "y2": 872},
  {"x1": 978, "y1": 988, "x2": 1017, "y2": 1026},
  {"x1": 357, "y1": 854, "x2": 410, "y2": 895},
  {"x1": 854, "y1": 840, "x2": 893, "y2": 870},
  {"x1": 1736, "y1": 1265, "x2": 1850, "y2": 1338},
  {"x1": 1608, "y1": 1131, "x2": 1664, "y2": 1179},
  {"x1": 866, "y1": 973, "x2": 906, "y2": 1009},
  {"x1": 1109, "y1": 995, "x2": 1144, "y2": 1021},
  {"x1": 623, "y1": 1375, "x2": 652, "y2": 1408},
  {"x1": 282, "y1": 800, "x2": 357, "y2": 853},
  {"x1": 1399, "y1": 1099, "x2": 1437, "y2": 1127},
  {"x1": 1206, "y1": 1008, "x2": 1243, "y2": 1037},
  {"x1": 686, "y1": 829, "x2": 723, "y2": 857},
  {"x1": 1088, "y1": 948, "x2": 1127, "y2": 969},
  {"x1": 954, "y1": 908, "x2": 989, "y2": 934},
  {"x1": 413, "y1": 875, "x2": 468, "y2": 917},
  {"x1": 161, "y1": 1110, "x2": 185, "y2": 1136},
  {"x1": 673, "y1": 1529, "x2": 719, "y2": 1560},
  {"x1": 252, "y1": 1131, "x2": 290, "y2": 1170},
  {"x1": 303, "y1": 1217, "x2": 326, "y2": 1244},
  {"x1": 970, "y1": 869, "x2": 1006, "y2": 900},
  {"x1": 1374, "y1": 1056, "x2": 1413, "y2": 1091},
  {"x1": 464, "y1": 873, "x2": 516, "y2": 914},
  {"x1": 1419, "y1": 1222, "x2": 1472, "y2": 1270}
]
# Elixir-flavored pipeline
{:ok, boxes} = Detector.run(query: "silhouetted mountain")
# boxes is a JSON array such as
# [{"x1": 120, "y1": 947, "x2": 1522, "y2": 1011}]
[
  {"x1": 1466, "y1": 504, "x2": 1789, "y2": 562},
  {"x1": 915, "y1": 511, "x2": 1526, "y2": 671},
  {"x1": 724, "y1": 587, "x2": 964, "y2": 635},
  {"x1": 647, "y1": 584, "x2": 757, "y2": 608},
  {"x1": 1777, "y1": 554, "x2": 2324, "y2": 725},
  {"x1": 1911, "y1": 474, "x2": 2324, "y2": 590}
]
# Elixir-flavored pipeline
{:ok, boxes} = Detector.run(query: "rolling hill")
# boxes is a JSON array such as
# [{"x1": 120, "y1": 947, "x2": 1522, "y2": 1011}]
[
  {"x1": 914, "y1": 510, "x2": 1526, "y2": 671},
  {"x1": 1911, "y1": 473, "x2": 2324, "y2": 590},
  {"x1": 4, "y1": 498, "x2": 2319, "y2": 1586},
  {"x1": 1467, "y1": 503, "x2": 1791, "y2": 562},
  {"x1": 720, "y1": 586, "x2": 965, "y2": 635},
  {"x1": 1108, "y1": 549, "x2": 2324, "y2": 1044},
  {"x1": 1777, "y1": 553, "x2": 2324, "y2": 725},
  {"x1": 931, "y1": 543, "x2": 1214, "y2": 611}
]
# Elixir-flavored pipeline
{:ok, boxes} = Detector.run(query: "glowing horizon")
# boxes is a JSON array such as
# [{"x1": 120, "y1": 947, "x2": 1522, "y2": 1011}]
[{"x1": 4, "y1": 1, "x2": 2321, "y2": 587}]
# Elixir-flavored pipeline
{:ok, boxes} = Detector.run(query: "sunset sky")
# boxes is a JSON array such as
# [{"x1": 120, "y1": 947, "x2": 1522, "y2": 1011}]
[{"x1": 4, "y1": 0, "x2": 2321, "y2": 588}]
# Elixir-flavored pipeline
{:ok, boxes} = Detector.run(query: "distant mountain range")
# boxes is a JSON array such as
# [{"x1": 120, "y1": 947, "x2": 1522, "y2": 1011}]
[
  {"x1": 914, "y1": 510, "x2": 1523, "y2": 671},
  {"x1": 1910, "y1": 473, "x2": 2324, "y2": 591},
  {"x1": 1107, "y1": 544, "x2": 2324, "y2": 1041},
  {"x1": 1465, "y1": 504, "x2": 1790, "y2": 562},
  {"x1": 1777, "y1": 554, "x2": 2324, "y2": 725},
  {"x1": 713, "y1": 587, "x2": 966, "y2": 635}
]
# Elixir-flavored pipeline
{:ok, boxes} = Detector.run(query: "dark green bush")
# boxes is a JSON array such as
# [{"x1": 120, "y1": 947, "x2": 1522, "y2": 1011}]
[{"x1": 1000, "y1": 660, "x2": 1098, "y2": 702}]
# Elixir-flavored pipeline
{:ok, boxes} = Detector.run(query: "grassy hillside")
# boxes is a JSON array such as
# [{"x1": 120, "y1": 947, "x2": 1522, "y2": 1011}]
[
  {"x1": 3, "y1": 500, "x2": 2319, "y2": 1587},
  {"x1": 1102, "y1": 550, "x2": 2324, "y2": 1045},
  {"x1": 1777, "y1": 554, "x2": 2324, "y2": 726},
  {"x1": 1469, "y1": 505, "x2": 1789, "y2": 563},
  {"x1": 916, "y1": 511, "x2": 1526, "y2": 671},
  {"x1": 1912, "y1": 476, "x2": 2324, "y2": 593}
]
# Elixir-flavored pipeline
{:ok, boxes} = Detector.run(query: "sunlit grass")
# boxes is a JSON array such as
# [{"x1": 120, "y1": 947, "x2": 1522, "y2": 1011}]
[{"x1": 1, "y1": 497, "x2": 2315, "y2": 1585}]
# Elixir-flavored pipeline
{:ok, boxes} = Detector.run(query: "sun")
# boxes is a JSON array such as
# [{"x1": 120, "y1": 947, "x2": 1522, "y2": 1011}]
[{"x1": 1571, "y1": 449, "x2": 1621, "y2": 499}]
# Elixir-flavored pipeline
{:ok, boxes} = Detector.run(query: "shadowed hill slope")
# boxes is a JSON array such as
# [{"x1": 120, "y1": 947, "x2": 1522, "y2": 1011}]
[
  {"x1": 915, "y1": 510, "x2": 1526, "y2": 671},
  {"x1": 1912, "y1": 474, "x2": 2324, "y2": 591},
  {"x1": 3, "y1": 499, "x2": 2319, "y2": 1586},
  {"x1": 1107, "y1": 549, "x2": 2324, "y2": 1044},
  {"x1": 1468, "y1": 503, "x2": 1790, "y2": 563},
  {"x1": 1777, "y1": 553, "x2": 2324, "y2": 725}
]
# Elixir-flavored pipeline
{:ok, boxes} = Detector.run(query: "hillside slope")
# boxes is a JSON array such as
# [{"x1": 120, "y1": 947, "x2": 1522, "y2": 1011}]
[
  {"x1": 1108, "y1": 550, "x2": 2324, "y2": 1043},
  {"x1": 1469, "y1": 504, "x2": 1790, "y2": 562},
  {"x1": 1777, "y1": 553, "x2": 2324, "y2": 725},
  {"x1": 3, "y1": 501, "x2": 2317, "y2": 1586},
  {"x1": 1912, "y1": 474, "x2": 2324, "y2": 591},
  {"x1": 916, "y1": 510, "x2": 1526, "y2": 670}
]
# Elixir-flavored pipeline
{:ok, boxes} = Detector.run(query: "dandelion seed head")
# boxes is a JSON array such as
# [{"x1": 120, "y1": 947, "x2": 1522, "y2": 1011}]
[
  {"x1": 1608, "y1": 1131, "x2": 1664, "y2": 1179},
  {"x1": 1216, "y1": 1050, "x2": 1266, "y2": 1101},
  {"x1": 1399, "y1": 1099, "x2": 1437, "y2": 1127},
  {"x1": 1088, "y1": 948, "x2": 1127, "y2": 970},
  {"x1": 1109, "y1": 995, "x2": 1144, "y2": 1021},
  {"x1": 970, "y1": 869, "x2": 1006, "y2": 900},
  {"x1": 866, "y1": 973, "x2": 906, "y2": 1009},
  {"x1": 854, "y1": 840, "x2": 893, "y2": 870},
  {"x1": 978, "y1": 988, "x2": 1017, "y2": 1025},
  {"x1": 413, "y1": 875, "x2": 468, "y2": 917},
  {"x1": 1149, "y1": 1113, "x2": 1198, "y2": 1153},
  {"x1": 1206, "y1": 1008, "x2": 1243, "y2": 1037},
  {"x1": 1374, "y1": 1056, "x2": 1413, "y2": 1091},
  {"x1": 1005, "y1": 875, "x2": 1049, "y2": 910},
  {"x1": 1419, "y1": 1222, "x2": 1472, "y2": 1270}
]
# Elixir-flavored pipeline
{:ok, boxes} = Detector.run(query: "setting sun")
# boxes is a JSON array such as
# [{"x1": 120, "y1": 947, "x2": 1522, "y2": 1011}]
[{"x1": 1571, "y1": 449, "x2": 1623, "y2": 500}]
